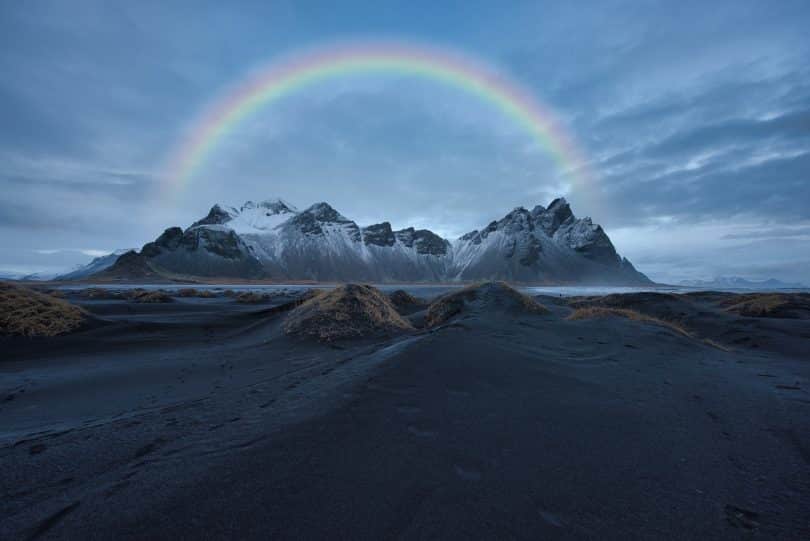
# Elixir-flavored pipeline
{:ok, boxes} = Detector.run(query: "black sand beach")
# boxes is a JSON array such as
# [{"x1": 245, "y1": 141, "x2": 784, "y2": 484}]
[{"x1": 1, "y1": 286, "x2": 809, "y2": 539}]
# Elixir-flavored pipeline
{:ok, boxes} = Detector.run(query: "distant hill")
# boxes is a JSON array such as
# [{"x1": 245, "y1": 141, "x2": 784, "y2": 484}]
[
  {"x1": 56, "y1": 249, "x2": 133, "y2": 280},
  {"x1": 679, "y1": 276, "x2": 806, "y2": 290}
]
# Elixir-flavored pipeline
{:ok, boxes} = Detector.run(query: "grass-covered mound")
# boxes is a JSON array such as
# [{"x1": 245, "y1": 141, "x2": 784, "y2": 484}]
[
  {"x1": 0, "y1": 282, "x2": 87, "y2": 337},
  {"x1": 567, "y1": 293, "x2": 730, "y2": 350},
  {"x1": 567, "y1": 306, "x2": 691, "y2": 337},
  {"x1": 568, "y1": 292, "x2": 694, "y2": 321},
  {"x1": 127, "y1": 289, "x2": 174, "y2": 303},
  {"x1": 80, "y1": 287, "x2": 126, "y2": 300},
  {"x1": 176, "y1": 288, "x2": 216, "y2": 298},
  {"x1": 388, "y1": 289, "x2": 427, "y2": 315},
  {"x1": 721, "y1": 293, "x2": 810, "y2": 319},
  {"x1": 234, "y1": 291, "x2": 271, "y2": 304},
  {"x1": 426, "y1": 281, "x2": 548, "y2": 327},
  {"x1": 283, "y1": 284, "x2": 413, "y2": 341}
]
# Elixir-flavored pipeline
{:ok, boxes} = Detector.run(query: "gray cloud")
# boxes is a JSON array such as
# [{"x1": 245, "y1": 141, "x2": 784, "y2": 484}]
[{"x1": 1, "y1": 0, "x2": 809, "y2": 282}]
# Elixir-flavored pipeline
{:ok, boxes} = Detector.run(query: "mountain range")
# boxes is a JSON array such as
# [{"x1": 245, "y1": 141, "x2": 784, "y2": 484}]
[
  {"x1": 88, "y1": 197, "x2": 650, "y2": 284},
  {"x1": 679, "y1": 276, "x2": 806, "y2": 290}
]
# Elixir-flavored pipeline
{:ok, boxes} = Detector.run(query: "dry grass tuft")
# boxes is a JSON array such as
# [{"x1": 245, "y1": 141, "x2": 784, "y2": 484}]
[
  {"x1": 388, "y1": 289, "x2": 424, "y2": 309},
  {"x1": 127, "y1": 289, "x2": 173, "y2": 303},
  {"x1": 721, "y1": 293, "x2": 810, "y2": 319},
  {"x1": 703, "y1": 338, "x2": 731, "y2": 352},
  {"x1": 80, "y1": 287, "x2": 125, "y2": 300},
  {"x1": 234, "y1": 291, "x2": 271, "y2": 304},
  {"x1": 567, "y1": 306, "x2": 692, "y2": 337},
  {"x1": 0, "y1": 282, "x2": 87, "y2": 337},
  {"x1": 426, "y1": 281, "x2": 548, "y2": 327},
  {"x1": 284, "y1": 284, "x2": 413, "y2": 341},
  {"x1": 176, "y1": 288, "x2": 215, "y2": 298}
]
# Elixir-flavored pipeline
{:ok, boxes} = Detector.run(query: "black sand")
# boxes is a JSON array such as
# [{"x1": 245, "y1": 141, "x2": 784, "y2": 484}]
[{"x1": 1, "y1": 289, "x2": 809, "y2": 539}]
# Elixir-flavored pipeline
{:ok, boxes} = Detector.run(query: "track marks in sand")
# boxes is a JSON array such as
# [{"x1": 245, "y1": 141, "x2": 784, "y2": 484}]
[
  {"x1": 724, "y1": 504, "x2": 760, "y2": 531},
  {"x1": 28, "y1": 443, "x2": 47, "y2": 455},
  {"x1": 25, "y1": 501, "x2": 80, "y2": 541},
  {"x1": 133, "y1": 436, "x2": 167, "y2": 459}
]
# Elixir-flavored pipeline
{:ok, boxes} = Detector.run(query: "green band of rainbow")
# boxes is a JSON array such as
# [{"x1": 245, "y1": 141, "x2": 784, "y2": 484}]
[{"x1": 162, "y1": 41, "x2": 591, "y2": 198}]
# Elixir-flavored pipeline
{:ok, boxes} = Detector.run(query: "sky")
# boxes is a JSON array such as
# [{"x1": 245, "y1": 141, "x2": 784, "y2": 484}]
[{"x1": 1, "y1": 0, "x2": 809, "y2": 284}]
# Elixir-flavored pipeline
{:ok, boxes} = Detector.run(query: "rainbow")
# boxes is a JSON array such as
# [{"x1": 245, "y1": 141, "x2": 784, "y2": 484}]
[{"x1": 162, "y1": 40, "x2": 592, "y2": 198}]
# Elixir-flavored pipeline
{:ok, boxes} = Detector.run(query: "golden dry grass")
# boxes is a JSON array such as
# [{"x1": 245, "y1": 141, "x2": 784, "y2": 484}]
[
  {"x1": 127, "y1": 289, "x2": 173, "y2": 303},
  {"x1": 566, "y1": 306, "x2": 692, "y2": 337},
  {"x1": 176, "y1": 288, "x2": 215, "y2": 298},
  {"x1": 80, "y1": 287, "x2": 125, "y2": 300},
  {"x1": 721, "y1": 293, "x2": 810, "y2": 319},
  {"x1": 0, "y1": 282, "x2": 87, "y2": 337},
  {"x1": 426, "y1": 281, "x2": 548, "y2": 327},
  {"x1": 388, "y1": 289, "x2": 424, "y2": 309},
  {"x1": 283, "y1": 284, "x2": 413, "y2": 341},
  {"x1": 234, "y1": 291, "x2": 271, "y2": 304},
  {"x1": 703, "y1": 338, "x2": 731, "y2": 352}
]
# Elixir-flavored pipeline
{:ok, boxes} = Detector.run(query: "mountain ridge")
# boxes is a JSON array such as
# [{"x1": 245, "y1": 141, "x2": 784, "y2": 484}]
[{"x1": 94, "y1": 197, "x2": 652, "y2": 284}]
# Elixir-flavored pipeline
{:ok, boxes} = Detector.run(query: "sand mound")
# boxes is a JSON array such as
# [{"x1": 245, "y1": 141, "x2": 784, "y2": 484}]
[
  {"x1": 388, "y1": 290, "x2": 427, "y2": 315},
  {"x1": 176, "y1": 288, "x2": 216, "y2": 298},
  {"x1": 426, "y1": 282, "x2": 548, "y2": 327},
  {"x1": 80, "y1": 287, "x2": 126, "y2": 300},
  {"x1": 569, "y1": 292, "x2": 693, "y2": 320},
  {"x1": 721, "y1": 293, "x2": 810, "y2": 319},
  {"x1": 234, "y1": 291, "x2": 271, "y2": 304},
  {"x1": 127, "y1": 289, "x2": 173, "y2": 303},
  {"x1": 283, "y1": 284, "x2": 413, "y2": 341},
  {"x1": 567, "y1": 306, "x2": 691, "y2": 337},
  {"x1": 0, "y1": 282, "x2": 87, "y2": 337}
]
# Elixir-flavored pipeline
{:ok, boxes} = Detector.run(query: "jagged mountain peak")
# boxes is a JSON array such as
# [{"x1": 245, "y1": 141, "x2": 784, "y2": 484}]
[
  {"x1": 138, "y1": 196, "x2": 650, "y2": 284},
  {"x1": 362, "y1": 222, "x2": 395, "y2": 247},
  {"x1": 302, "y1": 202, "x2": 349, "y2": 222},
  {"x1": 242, "y1": 198, "x2": 297, "y2": 213},
  {"x1": 190, "y1": 204, "x2": 237, "y2": 228},
  {"x1": 537, "y1": 197, "x2": 574, "y2": 235}
]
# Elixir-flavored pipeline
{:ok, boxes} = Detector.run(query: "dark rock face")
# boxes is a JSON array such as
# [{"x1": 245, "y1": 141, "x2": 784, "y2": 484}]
[
  {"x1": 190, "y1": 204, "x2": 234, "y2": 228},
  {"x1": 538, "y1": 198, "x2": 574, "y2": 235},
  {"x1": 498, "y1": 208, "x2": 535, "y2": 235},
  {"x1": 289, "y1": 212, "x2": 324, "y2": 236},
  {"x1": 105, "y1": 224, "x2": 264, "y2": 279},
  {"x1": 362, "y1": 223, "x2": 395, "y2": 247},
  {"x1": 183, "y1": 228, "x2": 247, "y2": 260},
  {"x1": 459, "y1": 230, "x2": 479, "y2": 243},
  {"x1": 290, "y1": 203, "x2": 361, "y2": 241},
  {"x1": 394, "y1": 228, "x2": 449, "y2": 255},
  {"x1": 141, "y1": 227, "x2": 183, "y2": 257},
  {"x1": 94, "y1": 251, "x2": 162, "y2": 280},
  {"x1": 518, "y1": 237, "x2": 542, "y2": 266}
]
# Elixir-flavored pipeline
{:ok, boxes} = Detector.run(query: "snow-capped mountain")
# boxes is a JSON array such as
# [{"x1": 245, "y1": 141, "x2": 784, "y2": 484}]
[{"x1": 98, "y1": 197, "x2": 651, "y2": 284}]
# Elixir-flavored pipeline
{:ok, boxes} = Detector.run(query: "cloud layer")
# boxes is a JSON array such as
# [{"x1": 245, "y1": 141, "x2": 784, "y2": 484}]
[{"x1": 1, "y1": 0, "x2": 809, "y2": 282}]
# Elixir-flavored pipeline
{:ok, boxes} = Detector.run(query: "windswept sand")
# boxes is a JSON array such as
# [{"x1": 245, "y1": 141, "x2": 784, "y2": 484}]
[{"x1": 1, "y1": 285, "x2": 808, "y2": 539}]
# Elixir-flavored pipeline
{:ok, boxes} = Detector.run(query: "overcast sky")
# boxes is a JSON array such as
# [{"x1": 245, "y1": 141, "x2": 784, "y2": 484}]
[{"x1": 1, "y1": 0, "x2": 809, "y2": 283}]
